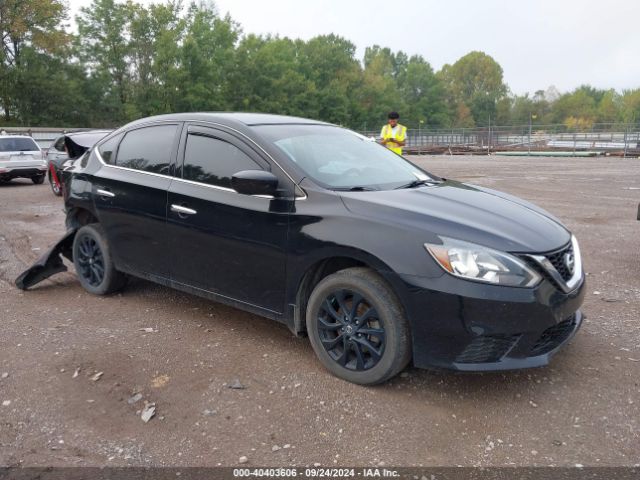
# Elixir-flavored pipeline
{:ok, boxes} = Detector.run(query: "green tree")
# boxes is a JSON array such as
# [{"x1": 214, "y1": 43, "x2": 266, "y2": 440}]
[
  {"x1": 299, "y1": 34, "x2": 362, "y2": 126},
  {"x1": 128, "y1": 1, "x2": 185, "y2": 116},
  {"x1": 358, "y1": 46, "x2": 405, "y2": 130},
  {"x1": 76, "y1": 0, "x2": 136, "y2": 122},
  {"x1": 176, "y1": 4, "x2": 239, "y2": 112},
  {"x1": 620, "y1": 89, "x2": 640, "y2": 124},
  {"x1": 0, "y1": 0, "x2": 69, "y2": 122},
  {"x1": 232, "y1": 35, "x2": 317, "y2": 117},
  {"x1": 397, "y1": 55, "x2": 449, "y2": 128},
  {"x1": 12, "y1": 48, "x2": 90, "y2": 126},
  {"x1": 550, "y1": 87, "x2": 598, "y2": 127},
  {"x1": 438, "y1": 51, "x2": 508, "y2": 126},
  {"x1": 596, "y1": 90, "x2": 620, "y2": 124}
]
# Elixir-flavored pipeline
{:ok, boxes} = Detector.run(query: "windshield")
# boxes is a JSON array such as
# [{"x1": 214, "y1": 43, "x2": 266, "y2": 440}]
[
  {"x1": 0, "y1": 137, "x2": 40, "y2": 153},
  {"x1": 255, "y1": 125, "x2": 436, "y2": 190}
]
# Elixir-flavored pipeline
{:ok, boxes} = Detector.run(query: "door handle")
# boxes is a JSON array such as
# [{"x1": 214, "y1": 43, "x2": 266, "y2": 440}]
[
  {"x1": 171, "y1": 204, "x2": 197, "y2": 215},
  {"x1": 96, "y1": 188, "x2": 115, "y2": 198}
]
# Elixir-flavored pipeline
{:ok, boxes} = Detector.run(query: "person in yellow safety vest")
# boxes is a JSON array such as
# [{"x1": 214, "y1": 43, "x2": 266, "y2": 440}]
[{"x1": 380, "y1": 111, "x2": 407, "y2": 155}]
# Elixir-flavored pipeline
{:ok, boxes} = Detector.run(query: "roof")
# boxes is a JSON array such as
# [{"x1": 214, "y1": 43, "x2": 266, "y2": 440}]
[
  {"x1": 123, "y1": 112, "x2": 332, "y2": 130},
  {"x1": 204, "y1": 113, "x2": 331, "y2": 126}
]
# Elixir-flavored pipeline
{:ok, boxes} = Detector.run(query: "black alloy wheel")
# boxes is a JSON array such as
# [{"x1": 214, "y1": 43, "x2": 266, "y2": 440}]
[
  {"x1": 76, "y1": 234, "x2": 105, "y2": 287},
  {"x1": 317, "y1": 289, "x2": 386, "y2": 371},
  {"x1": 306, "y1": 267, "x2": 411, "y2": 384},
  {"x1": 72, "y1": 224, "x2": 126, "y2": 295}
]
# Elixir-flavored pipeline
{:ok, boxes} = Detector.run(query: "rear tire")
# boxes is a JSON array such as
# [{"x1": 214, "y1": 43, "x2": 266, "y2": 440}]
[
  {"x1": 73, "y1": 224, "x2": 126, "y2": 295},
  {"x1": 32, "y1": 174, "x2": 45, "y2": 185},
  {"x1": 306, "y1": 267, "x2": 411, "y2": 385},
  {"x1": 49, "y1": 170, "x2": 62, "y2": 196}
]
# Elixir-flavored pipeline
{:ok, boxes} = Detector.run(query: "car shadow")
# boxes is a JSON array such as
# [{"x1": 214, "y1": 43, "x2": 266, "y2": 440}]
[
  {"x1": 0, "y1": 179, "x2": 43, "y2": 188},
  {"x1": 16, "y1": 271, "x2": 573, "y2": 399}
]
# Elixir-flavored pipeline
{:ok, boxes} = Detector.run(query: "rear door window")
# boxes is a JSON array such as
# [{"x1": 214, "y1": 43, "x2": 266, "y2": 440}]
[{"x1": 116, "y1": 125, "x2": 178, "y2": 174}]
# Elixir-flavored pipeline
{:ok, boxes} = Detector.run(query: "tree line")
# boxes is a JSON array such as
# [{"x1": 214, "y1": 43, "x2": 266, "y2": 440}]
[{"x1": 1, "y1": 0, "x2": 639, "y2": 130}]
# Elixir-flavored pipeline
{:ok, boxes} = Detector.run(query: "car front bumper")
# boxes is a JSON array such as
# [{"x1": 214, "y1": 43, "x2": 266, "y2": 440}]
[{"x1": 396, "y1": 272, "x2": 586, "y2": 371}]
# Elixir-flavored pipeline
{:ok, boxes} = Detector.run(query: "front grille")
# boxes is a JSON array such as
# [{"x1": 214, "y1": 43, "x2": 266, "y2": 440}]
[
  {"x1": 456, "y1": 335, "x2": 520, "y2": 363},
  {"x1": 546, "y1": 244, "x2": 574, "y2": 281},
  {"x1": 530, "y1": 315, "x2": 576, "y2": 356}
]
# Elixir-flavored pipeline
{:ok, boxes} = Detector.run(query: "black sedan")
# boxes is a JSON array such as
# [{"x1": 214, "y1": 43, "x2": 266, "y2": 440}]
[
  {"x1": 16, "y1": 113, "x2": 585, "y2": 384},
  {"x1": 46, "y1": 130, "x2": 111, "y2": 196}
]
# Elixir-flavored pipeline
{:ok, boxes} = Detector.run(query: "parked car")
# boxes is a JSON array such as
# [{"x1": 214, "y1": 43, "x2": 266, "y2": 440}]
[
  {"x1": 0, "y1": 134, "x2": 47, "y2": 184},
  {"x1": 46, "y1": 130, "x2": 112, "y2": 196},
  {"x1": 15, "y1": 113, "x2": 586, "y2": 385}
]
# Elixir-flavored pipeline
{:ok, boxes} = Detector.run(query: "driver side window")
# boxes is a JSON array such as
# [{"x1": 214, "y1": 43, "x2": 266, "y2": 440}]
[{"x1": 181, "y1": 134, "x2": 262, "y2": 189}]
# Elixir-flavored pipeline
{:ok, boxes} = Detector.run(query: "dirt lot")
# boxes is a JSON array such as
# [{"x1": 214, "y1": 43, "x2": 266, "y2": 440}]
[{"x1": 0, "y1": 155, "x2": 639, "y2": 468}]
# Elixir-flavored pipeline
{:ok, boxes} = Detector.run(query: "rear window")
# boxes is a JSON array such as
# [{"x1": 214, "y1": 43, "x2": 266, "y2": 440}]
[
  {"x1": 52, "y1": 137, "x2": 66, "y2": 152},
  {"x1": 98, "y1": 133, "x2": 124, "y2": 165},
  {"x1": 0, "y1": 137, "x2": 40, "y2": 152}
]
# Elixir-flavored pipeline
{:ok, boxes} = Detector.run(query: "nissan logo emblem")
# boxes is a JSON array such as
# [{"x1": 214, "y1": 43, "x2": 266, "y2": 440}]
[{"x1": 564, "y1": 252, "x2": 575, "y2": 275}]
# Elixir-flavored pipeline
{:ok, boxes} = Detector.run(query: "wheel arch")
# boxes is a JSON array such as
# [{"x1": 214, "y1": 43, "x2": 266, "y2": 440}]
[
  {"x1": 65, "y1": 206, "x2": 99, "y2": 230},
  {"x1": 288, "y1": 249, "x2": 408, "y2": 336}
]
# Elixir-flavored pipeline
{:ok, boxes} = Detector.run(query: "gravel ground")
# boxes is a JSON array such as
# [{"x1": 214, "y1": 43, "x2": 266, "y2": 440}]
[{"x1": 0, "y1": 155, "x2": 638, "y2": 468}]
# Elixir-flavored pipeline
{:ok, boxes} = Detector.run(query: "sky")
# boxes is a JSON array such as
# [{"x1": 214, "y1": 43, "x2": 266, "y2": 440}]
[{"x1": 66, "y1": 0, "x2": 640, "y2": 96}]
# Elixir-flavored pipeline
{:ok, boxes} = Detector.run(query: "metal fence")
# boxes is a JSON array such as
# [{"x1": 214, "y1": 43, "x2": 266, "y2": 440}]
[
  {"x1": 0, "y1": 126, "x2": 89, "y2": 149},
  {"x1": 361, "y1": 123, "x2": 640, "y2": 157},
  {"x1": 3, "y1": 123, "x2": 640, "y2": 156}
]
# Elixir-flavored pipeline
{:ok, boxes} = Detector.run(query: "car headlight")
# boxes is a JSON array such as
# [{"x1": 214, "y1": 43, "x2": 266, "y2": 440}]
[
  {"x1": 62, "y1": 159, "x2": 75, "y2": 168},
  {"x1": 424, "y1": 237, "x2": 542, "y2": 287}
]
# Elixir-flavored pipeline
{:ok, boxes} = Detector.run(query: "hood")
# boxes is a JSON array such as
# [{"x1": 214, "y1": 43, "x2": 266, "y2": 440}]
[{"x1": 339, "y1": 180, "x2": 570, "y2": 253}]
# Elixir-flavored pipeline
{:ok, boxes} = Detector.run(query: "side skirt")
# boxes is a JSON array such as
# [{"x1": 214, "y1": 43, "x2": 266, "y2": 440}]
[{"x1": 115, "y1": 266, "x2": 286, "y2": 325}]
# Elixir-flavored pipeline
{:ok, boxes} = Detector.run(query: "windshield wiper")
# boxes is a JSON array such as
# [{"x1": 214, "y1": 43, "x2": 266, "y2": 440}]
[
  {"x1": 334, "y1": 186, "x2": 378, "y2": 191},
  {"x1": 394, "y1": 179, "x2": 438, "y2": 189}
]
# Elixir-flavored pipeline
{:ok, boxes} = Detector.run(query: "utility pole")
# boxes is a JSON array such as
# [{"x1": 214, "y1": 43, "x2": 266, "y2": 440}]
[
  {"x1": 488, "y1": 114, "x2": 491, "y2": 156},
  {"x1": 528, "y1": 112, "x2": 532, "y2": 156}
]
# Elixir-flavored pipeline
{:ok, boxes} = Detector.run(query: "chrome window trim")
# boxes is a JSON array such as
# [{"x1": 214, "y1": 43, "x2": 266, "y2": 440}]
[
  {"x1": 93, "y1": 118, "x2": 308, "y2": 200},
  {"x1": 171, "y1": 177, "x2": 276, "y2": 199},
  {"x1": 96, "y1": 149, "x2": 274, "y2": 199},
  {"x1": 95, "y1": 148, "x2": 173, "y2": 180},
  {"x1": 525, "y1": 235, "x2": 583, "y2": 294},
  {"x1": 170, "y1": 176, "x2": 236, "y2": 193}
]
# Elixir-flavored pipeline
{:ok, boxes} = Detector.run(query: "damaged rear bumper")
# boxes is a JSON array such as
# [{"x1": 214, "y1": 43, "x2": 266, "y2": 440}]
[{"x1": 14, "y1": 229, "x2": 77, "y2": 290}]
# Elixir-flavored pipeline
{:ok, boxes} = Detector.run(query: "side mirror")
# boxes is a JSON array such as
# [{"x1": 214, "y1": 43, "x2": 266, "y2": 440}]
[{"x1": 231, "y1": 170, "x2": 279, "y2": 196}]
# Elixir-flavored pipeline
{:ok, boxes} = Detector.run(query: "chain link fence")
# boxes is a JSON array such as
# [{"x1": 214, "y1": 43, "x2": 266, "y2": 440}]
[
  {"x1": 0, "y1": 126, "x2": 93, "y2": 150},
  {"x1": 3, "y1": 123, "x2": 640, "y2": 156},
  {"x1": 360, "y1": 123, "x2": 640, "y2": 157}
]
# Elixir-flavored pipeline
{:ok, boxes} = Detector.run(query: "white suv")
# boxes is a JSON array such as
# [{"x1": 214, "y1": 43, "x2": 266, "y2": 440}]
[{"x1": 0, "y1": 134, "x2": 47, "y2": 184}]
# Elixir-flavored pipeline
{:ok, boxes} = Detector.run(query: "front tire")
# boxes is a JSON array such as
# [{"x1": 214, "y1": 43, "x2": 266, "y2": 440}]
[
  {"x1": 72, "y1": 224, "x2": 126, "y2": 295},
  {"x1": 306, "y1": 267, "x2": 411, "y2": 385},
  {"x1": 32, "y1": 174, "x2": 45, "y2": 185}
]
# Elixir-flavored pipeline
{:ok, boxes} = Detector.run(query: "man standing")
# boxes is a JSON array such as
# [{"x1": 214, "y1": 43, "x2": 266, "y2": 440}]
[{"x1": 380, "y1": 111, "x2": 407, "y2": 155}]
